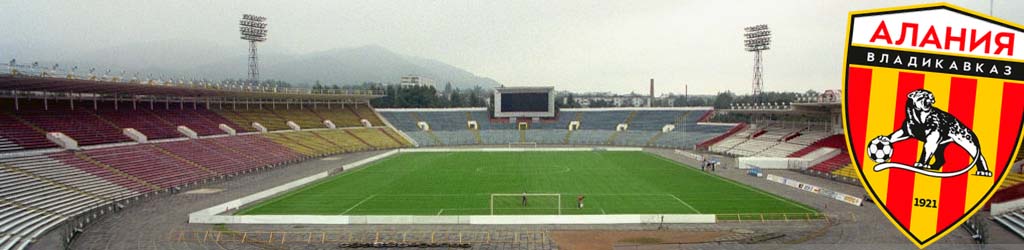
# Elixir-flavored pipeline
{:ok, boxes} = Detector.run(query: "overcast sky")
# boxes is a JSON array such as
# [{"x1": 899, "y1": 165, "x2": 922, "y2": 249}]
[{"x1": 2, "y1": 0, "x2": 1022, "y2": 95}]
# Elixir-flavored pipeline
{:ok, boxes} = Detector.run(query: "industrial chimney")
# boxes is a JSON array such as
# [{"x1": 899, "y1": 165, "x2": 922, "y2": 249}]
[{"x1": 648, "y1": 78, "x2": 654, "y2": 107}]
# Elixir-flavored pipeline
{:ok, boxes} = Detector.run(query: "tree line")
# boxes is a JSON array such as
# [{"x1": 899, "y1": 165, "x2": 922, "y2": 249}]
[{"x1": 368, "y1": 83, "x2": 489, "y2": 108}]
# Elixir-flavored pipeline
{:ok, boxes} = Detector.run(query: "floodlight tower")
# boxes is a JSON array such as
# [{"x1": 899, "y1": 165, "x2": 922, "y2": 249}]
[
  {"x1": 240, "y1": 14, "x2": 268, "y2": 85},
  {"x1": 744, "y1": 24, "x2": 771, "y2": 97}
]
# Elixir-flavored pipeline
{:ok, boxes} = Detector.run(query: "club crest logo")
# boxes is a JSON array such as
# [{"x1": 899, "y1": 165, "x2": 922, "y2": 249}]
[{"x1": 843, "y1": 3, "x2": 1024, "y2": 248}]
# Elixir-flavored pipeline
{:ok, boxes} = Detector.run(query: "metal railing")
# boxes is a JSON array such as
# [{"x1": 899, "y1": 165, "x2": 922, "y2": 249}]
[
  {"x1": 715, "y1": 212, "x2": 827, "y2": 222},
  {"x1": 168, "y1": 229, "x2": 548, "y2": 245}
]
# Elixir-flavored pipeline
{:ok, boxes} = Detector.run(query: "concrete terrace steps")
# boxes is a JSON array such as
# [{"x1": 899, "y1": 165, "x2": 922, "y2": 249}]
[
  {"x1": 645, "y1": 132, "x2": 665, "y2": 146},
  {"x1": 342, "y1": 130, "x2": 375, "y2": 148},
  {"x1": 605, "y1": 131, "x2": 621, "y2": 145},
  {"x1": 0, "y1": 113, "x2": 52, "y2": 151},
  {"x1": 623, "y1": 110, "x2": 638, "y2": 125},
  {"x1": 72, "y1": 152, "x2": 162, "y2": 191},
  {"x1": 407, "y1": 112, "x2": 443, "y2": 145},
  {"x1": 993, "y1": 211, "x2": 1024, "y2": 240},
  {"x1": 149, "y1": 145, "x2": 218, "y2": 176},
  {"x1": 0, "y1": 137, "x2": 23, "y2": 153},
  {"x1": 471, "y1": 130, "x2": 483, "y2": 144},
  {"x1": 673, "y1": 110, "x2": 692, "y2": 125},
  {"x1": 0, "y1": 161, "x2": 111, "y2": 202}
]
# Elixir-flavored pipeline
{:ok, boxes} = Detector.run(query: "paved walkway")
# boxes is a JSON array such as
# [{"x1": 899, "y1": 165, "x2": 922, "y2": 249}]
[{"x1": 647, "y1": 148, "x2": 1023, "y2": 249}]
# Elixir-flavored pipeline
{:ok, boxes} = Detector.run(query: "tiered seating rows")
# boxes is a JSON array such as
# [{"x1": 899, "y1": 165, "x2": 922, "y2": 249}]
[
  {"x1": 789, "y1": 135, "x2": 846, "y2": 157},
  {"x1": 314, "y1": 107, "x2": 364, "y2": 127},
  {"x1": 1003, "y1": 172, "x2": 1024, "y2": 189},
  {"x1": 348, "y1": 129, "x2": 405, "y2": 149},
  {"x1": 0, "y1": 131, "x2": 347, "y2": 249},
  {"x1": 0, "y1": 101, "x2": 380, "y2": 150},
  {"x1": 380, "y1": 109, "x2": 712, "y2": 134},
  {"x1": 808, "y1": 152, "x2": 852, "y2": 174},
  {"x1": 351, "y1": 105, "x2": 383, "y2": 126},
  {"x1": 379, "y1": 109, "x2": 731, "y2": 148},
  {"x1": 0, "y1": 154, "x2": 128, "y2": 250},
  {"x1": 81, "y1": 146, "x2": 209, "y2": 189},
  {"x1": 0, "y1": 114, "x2": 50, "y2": 152},
  {"x1": 9, "y1": 102, "x2": 129, "y2": 146}
]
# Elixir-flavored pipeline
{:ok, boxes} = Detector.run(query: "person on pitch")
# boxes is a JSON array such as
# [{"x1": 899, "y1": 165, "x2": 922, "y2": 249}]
[
  {"x1": 521, "y1": 191, "x2": 527, "y2": 207},
  {"x1": 577, "y1": 195, "x2": 585, "y2": 209}
]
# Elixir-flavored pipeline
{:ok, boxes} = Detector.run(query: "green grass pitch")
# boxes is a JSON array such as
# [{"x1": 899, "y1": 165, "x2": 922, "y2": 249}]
[{"x1": 237, "y1": 151, "x2": 818, "y2": 217}]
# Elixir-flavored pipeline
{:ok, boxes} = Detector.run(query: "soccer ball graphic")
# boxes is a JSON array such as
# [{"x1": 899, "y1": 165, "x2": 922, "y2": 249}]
[{"x1": 868, "y1": 136, "x2": 893, "y2": 163}]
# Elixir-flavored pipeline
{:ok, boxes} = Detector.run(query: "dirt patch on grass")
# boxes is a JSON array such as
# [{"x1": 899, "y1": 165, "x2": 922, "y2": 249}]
[{"x1": 550, "y1": 230, "x2": 729, "y2": 250}]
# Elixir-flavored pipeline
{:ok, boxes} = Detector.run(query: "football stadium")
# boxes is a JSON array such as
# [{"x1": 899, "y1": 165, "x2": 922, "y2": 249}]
[{"x1": 2, "y1": 1, "x2": 1024, "y2": 250}]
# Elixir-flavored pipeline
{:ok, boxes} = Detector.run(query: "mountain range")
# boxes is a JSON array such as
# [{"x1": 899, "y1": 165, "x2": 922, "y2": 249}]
[{"x1": 41, "y1": 40, "x2": 500, "y2": 90}]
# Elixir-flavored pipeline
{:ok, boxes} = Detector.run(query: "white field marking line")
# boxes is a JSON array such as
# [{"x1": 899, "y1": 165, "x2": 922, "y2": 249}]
[
  {"x1": 667, "y1": 194, "x2": 702, "y2": 214},
  {"x1": 237, "y1": 152, "x2": 394, "y2": 214},
  {"x1": 717, "y1": 179, "x2": 817, "y2": 213},
  {"x1": 361, "y1": 193, "x2": 672, "y2": 197},
  {"x1": 601, "y1": 208, "x2": 607, "y2": 214},
  {"x1": 647, "y1": 152, "x2": 818, "y2": 213},
  {"x1": 341, "y1": 194, "x2": 377, "y2": 215},
  {"x1": 436, "y1": 209, "x2": 445, "y2": 216}
]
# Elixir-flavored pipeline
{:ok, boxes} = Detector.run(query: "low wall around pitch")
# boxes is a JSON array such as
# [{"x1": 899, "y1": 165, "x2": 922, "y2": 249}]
[
  {"x1": 190, "y1": 214, "x2": 713, "y2": 225},
  {"x1": 398, "y1": 147, "x2": 642, "y2": 153},
  {"x1": 188, "y1": 150, "x2": 399, "y2": 224}
]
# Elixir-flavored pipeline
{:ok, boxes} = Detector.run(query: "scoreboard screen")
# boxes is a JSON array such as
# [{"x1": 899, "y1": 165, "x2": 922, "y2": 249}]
[
  {"x1": 493, "y1": 87, "x2": 555, "y2": 118},
  {"x1": 500, "y1": 93, "x2": 549, "y2": 112}
]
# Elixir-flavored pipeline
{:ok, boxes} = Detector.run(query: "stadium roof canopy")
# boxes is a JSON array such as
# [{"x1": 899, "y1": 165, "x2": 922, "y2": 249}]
[
  {"x1": 723, "y1": 102, "x2": 840, "y2": 116},
  {"x1": 0, "y1": 73, "x2": 383, "y2": 102}
]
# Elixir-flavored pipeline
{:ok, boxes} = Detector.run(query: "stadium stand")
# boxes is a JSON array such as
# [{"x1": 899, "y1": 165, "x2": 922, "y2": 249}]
[
  {"x1": 0, "y1": 113, "x2": 51, "y2": 152},
  {"x1": 351, "y1": 104, "x2": 383, "y2": 125},
  {"x1": 788, "y1": 134, "x2": 845, "y2": 157},
  {"x1": 78, "y1": 145, "x2": 213, "y2": 189},
  {"x1": 0, "y1": 126, "x2": 394, "y2": 249},
  {"x1": 480, "y1": 130, "x2": 520, "y2": 145},
  {"x1": 348, "y1": 128, "x2": 405, "y2": 148},
  {"x1": 215, "y1": 108, "x2": 291, "y2": 131},
  {"x1": 709, "y1": 121, "x2": 834, "y2": 158},
  {"x1": 272, "y1": 107, "x2": 325, "y2": 129},
  {"x1": 312, "y1": 107, "x2": 364, "y2": 127},
  {"x1": 0, "y1": 66, "x2": 396, "y2": 249},
  {"x1": 831, "y1": 164, "x2": 858, "y2": 179},
  {"x1": 377, "y1": 108, "x2": 735, "y2": 149},
  {"x1": 93, "y1": 102, "x2": 182, "y2": 140},
  {"x1": 0, "y1": 150, "x2": 155, "y2": 249},
  {"x1": 578, "y1": 111, "x2": 630, "y2": 130},
  {"x1": 5, "y1": 100, "x2": 131, "y2": 146},
  {"x1": 401, "y1": 131, "x2": 439, "y2": 147},
  {"x1": 145, "y1": 107, "x2": 246, "y2": 135},
  {"x1": 432, "y1": 130, "x2": 478, "y2": 145},
  {"x1": 524, "y1": 129, "x2": 567, "y2": 145},
  {"x1": 0, "y1": 126, "x2": 400, "y2": 250}
]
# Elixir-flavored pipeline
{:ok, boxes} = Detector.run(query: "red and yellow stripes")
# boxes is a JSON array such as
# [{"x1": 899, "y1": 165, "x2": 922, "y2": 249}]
[{"x1": 846, "y1": 64, "x2": 1024, "y2": 244}]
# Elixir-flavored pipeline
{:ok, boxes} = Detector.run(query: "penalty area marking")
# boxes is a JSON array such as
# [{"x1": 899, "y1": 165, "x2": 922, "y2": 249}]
[
  {"x1": 648, "y1": 153, "x2": 817, "y2": 213},
  {"x1": 341, "y1": 194, "x2": 377, "y2": 215},
  {"x1": 668, "y1": 194, "x2": 702, "y2": 214}
]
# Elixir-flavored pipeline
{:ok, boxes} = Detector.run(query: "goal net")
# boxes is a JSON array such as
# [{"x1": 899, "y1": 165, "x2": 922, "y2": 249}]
[
  {"x1": 489, "y1": 193, "x2": 561, "y2": 215},
  {"x1": 507, "y1": 142, "x2": 538, "y2": 148}
]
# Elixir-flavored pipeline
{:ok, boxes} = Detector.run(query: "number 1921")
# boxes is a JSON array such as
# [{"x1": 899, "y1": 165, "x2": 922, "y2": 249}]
[{"x1": 914, "y1": 198, "x2": 937, "y2": 208}]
